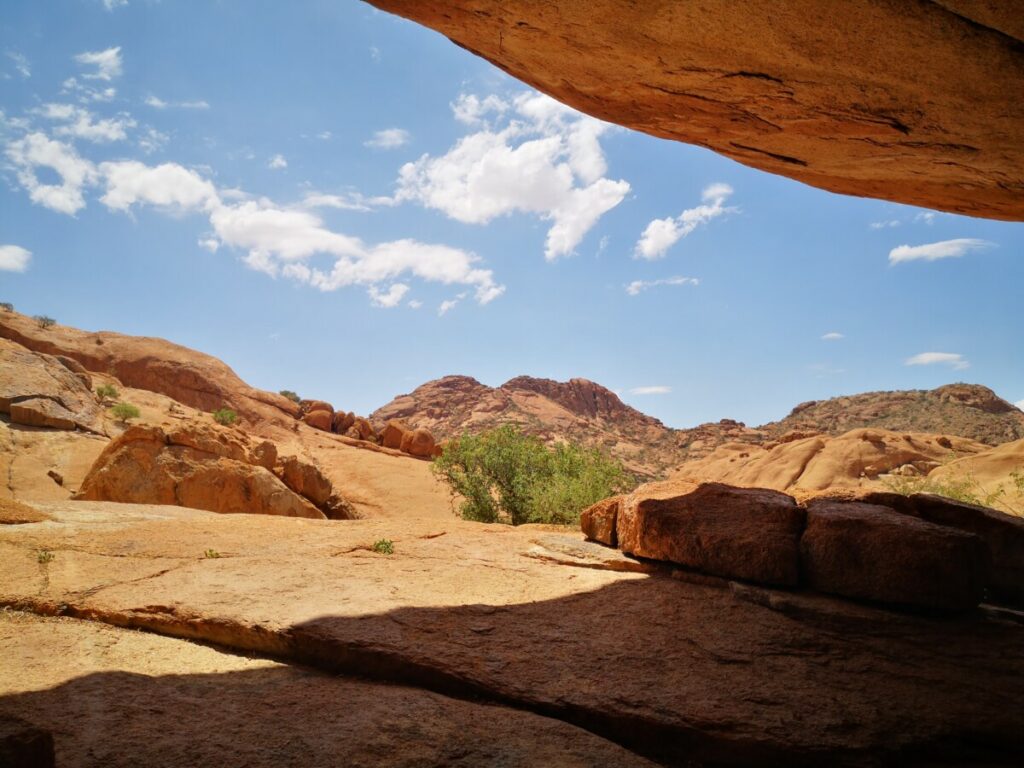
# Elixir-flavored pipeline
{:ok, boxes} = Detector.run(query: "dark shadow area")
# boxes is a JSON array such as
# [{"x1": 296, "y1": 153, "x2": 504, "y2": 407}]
[{"x1": 4, "y1": 574, "x2": 1022, "y2": 767}]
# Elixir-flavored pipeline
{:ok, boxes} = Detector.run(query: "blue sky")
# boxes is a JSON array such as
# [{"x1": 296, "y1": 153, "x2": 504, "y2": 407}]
[{"x1": 2, "y1": 0, "x2": 1022, "y2": 428}]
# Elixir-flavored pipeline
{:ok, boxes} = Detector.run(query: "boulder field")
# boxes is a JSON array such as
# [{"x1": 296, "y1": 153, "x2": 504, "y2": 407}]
[
  {"x1": 1, "y1": 500, "x2": 1021, "y2": 766},
  {"x1": 367, "y1": 0, "x2": 1024, "y2": 220}
]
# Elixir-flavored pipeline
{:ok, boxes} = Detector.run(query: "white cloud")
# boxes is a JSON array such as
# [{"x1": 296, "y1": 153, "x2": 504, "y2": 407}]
[
  {"x1": 889, "y1": 238, "x2": 994, "y2": 264},
  {"x1": 300, "y1": 191, "x2": 394, "y2": 212},
  {"x1": 6, "y1": 52, "x2": 30, "y2": 79},
  {"x1": 0, "y1": 245, "x2": 31, "y2": 272},
  {"x1": 145, "y1": 96, "x2": 209, "y2": 110},
  {"x1": 369, "y1": 46, "x2": 381, "y2": 62},
  {"x1": 408, "y1": 299, "x2": 423, "y2": 309},
  {"x1": 103, "y1": 0, "x2": 128, "y2": 9},
  {"x1": 268, "y1": 154, "x2": 287, "y2": 170},
  {"x1": 364, "y1": 128, "x2": 410, "y2": 149},
  {"x1": 634, "y1": 183, "x2": 735, "y2": 260},
  {"x1": 99, "y1": 161, "x2": 219, "y2": 213},
  {"x1": 451, "y1": 94, "x2": 509, "y2": 126},
  {"x1": 5, "y1": 132, "x2": 98, "y2": 215},
  {"x1": 367, "y1": 283, "x2": 409, "y2": 308},
  {"x1": 821, "y1": 332, "x2": 844, "y2": 340},
  {"x1": 625, "y1": 276, "x2": 699, "y2": 296},
  {"x1": 317, "y1": 131, "x2": 332, "y2": 140},
  {"x1": 37, "y1": 103, "x2": 135, "y2": 143},
  {"x1": 629, "y1": 386, "x2": 671, "y2": 395},
  {"x1": 438, "y1": 298, "x2": 459, "y2": 316},
  {"x1": 904, "y1": 352, "x2": 969, "y2": 371},
  {"x1": 869, "y1": 219, "x2": 900, "y2": 230},
  {"x1": 61, "y1": 77, "x2": 116, "y2": 103},
  {"x1": 74, "y1": 47, "x2": 122, "y2": 81},
  {"x1": 914, "y1": 212, "x2": 936, "y2": 225},
  {"x1": 397, "y1": 91, "x2": 629, "y2": 261},
  {"x1": 1015, "y1": 399, "x2": 1024, "y2": 412},
  {"x1": 138, "y1": 126, "x2": 169, "y2": 154},
  {"x1": 198, "y1": 238, "x2": 219, "y2": 253}
]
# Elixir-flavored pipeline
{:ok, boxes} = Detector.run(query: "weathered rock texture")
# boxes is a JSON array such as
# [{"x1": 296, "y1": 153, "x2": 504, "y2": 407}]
[
  {"x1": 368, "y1": 0, "x2": 1024, "y2": 219},
  {"x1": 74, "y1": 424, "x2": 326, "y2": 519},
  {"x1": 0, "y1": 712, "x2": 54, "y2": 768},
  {"x1": 801, "y1": 500, "x2": 986, "y2": 611},
  {"x1": 580, "y1": 495, "x2": 620, "y2": 546}
]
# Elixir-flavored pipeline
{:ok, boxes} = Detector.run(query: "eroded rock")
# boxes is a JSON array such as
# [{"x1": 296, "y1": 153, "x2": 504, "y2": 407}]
[{"x1": 580, "y1": 496, "x2": 620, "y2": 546}]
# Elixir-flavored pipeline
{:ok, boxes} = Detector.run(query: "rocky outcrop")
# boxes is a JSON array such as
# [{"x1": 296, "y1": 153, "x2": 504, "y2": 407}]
[
  {"x1": 303, "y1": 410, "x2": 333, "y2": 432},
  {"x1": 617, "y1": 481, "x2": 804, "y2": 586},
  {"x1": 74, "y1": 424, "x2": 326, "y2": 519},
  {"x1": 399, "y1": 428, "x2": 435, "y2": 458},
  {"x1": 0, "y1": 310, "x2": 298, "y2": 427},
  {"x1": 367, "y1": 0, "x2": 1024, "y2": 220},
  {"x1": 278, "y1": 455, "x2": 357, "y2": 520},
  {"x1": 0, "y1": 713, "x2": 54, "y2": 768},
  {"x1": 801, "y1": 500, "x2": 986, "y2": 611},
  {"x1": 0, "y1": 338, "x2": 104, "y2": 434},
  {"x1": 379, "y1": 420, "x2": 409, "y2": 450},
  {"x1": 580, "y1": 496, "x2": 620, "y2": 547}
]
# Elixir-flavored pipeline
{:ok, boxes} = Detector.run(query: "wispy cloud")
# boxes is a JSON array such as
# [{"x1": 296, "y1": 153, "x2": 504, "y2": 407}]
[
  {"x1": 364, "y1": 128, "x2": 410, "y2": 149},
  {"x1": 6, "y1": 52, "x2": 30, "y2": 79},
  {"x1": 625, "y1": 276, "x2": 699, "y2": 296},
  {"x1": 821, "y1": 332, "x2": 844, "y2": 340},
  {"x1": 0, "y1": 245, "x2": 31, "y2": 272},
  {"x1": 869, "y1": 219, "x2": 900, "y2": 230},
  {"x1": 36, "y1": 103, "x2": 135, "y2": 143},
  {"x1": 629, "y1": 386, "x2": 671, "y2": 395},
  {"x1": 438, "y1": 298, "x2": 459, "y2": 316},
  {"x1": 268, "y1": 154, "x2": 287, "y2": 170},
  {"x1": 74, "y1": 46, "x2": 122, "y2": 81},
  {"x1": 889, "y1": 238, "x2": 994, "y2": 264},
  {"x1": 905, "y1": 352, "x2": 969, "y2": 370},
  {"x1": 145, "y1": 95, "x2": 209, "y2": 110},
  {"x1": 634, "y1": 183, "x2": 736, "y2": 260}
]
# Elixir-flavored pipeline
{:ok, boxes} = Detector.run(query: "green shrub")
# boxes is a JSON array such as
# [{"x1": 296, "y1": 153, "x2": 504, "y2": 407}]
[
  {"x1": 110, "y1": 402, "x2": 140, "y2": 423},
  {"x1": 279, "y1": 390, "x2": 301, "y2": 403},
  {"x1": 37, "y1": 549, "x2": 54, "y2": 564},
  {"x1": 95, "y1": 383, "x2": 119, "y2": 403},
  {"x1": 372, "y1": 538, "x2": 394, "y2": 555},
  {"x1": 34, "y1": 315, "x2": 56, "y2": 329},
  {"x1": 0, "y1": 302, "x2": 12, "y2": 312},
  {"x1": 212, "y1": 407, "x2": 238, "y2": 426},
  {"x1": 204, "y1": 549, "x2": 221, "y2": 559},
  {"x1": 883, "y1": 468, "x2": 1023, "y2": 516},
  {"x1": 432, "y1": 425, "x2": 635, "y2": 526}
]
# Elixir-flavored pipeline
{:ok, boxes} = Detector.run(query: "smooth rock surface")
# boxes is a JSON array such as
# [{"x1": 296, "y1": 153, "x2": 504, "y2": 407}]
[
  {"x1": 368, "y1": 0, "x2": 1024, "y2": 219},
  {"x1": 801, "y1": 500, "x2": 986, "y2": 610},
  {"x1": 617, "y1": 481, "x2": 804, "y2": 585}
]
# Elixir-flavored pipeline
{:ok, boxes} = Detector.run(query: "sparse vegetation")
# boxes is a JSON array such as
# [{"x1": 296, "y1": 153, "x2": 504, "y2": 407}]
[
  {"x1": 96, "y1": 383, "x2": 119, "y2": 404},
  {"x1": 372, "y1": 538, "x2": 394, "y2": 555},
  {"x1": 432, "y1": 425, "x2": 635, "y2": 526},
  {"x1": 0, "y1": 302, "x2": 12, "y2": 312},
  {"x1": 34, "y1": 315, "x2": 56, "y2": 329},
  {"x1": 212, "y1": 407, "x2": 238, "y2": 426},
  {"x1": 204, "y1": 549, "x2": 221, "y2": 559},
  {"x1": 883, "y1": 468, "x2": 1024, "y2": 516},
  {"x1": 279, "y1": 390, "x2": 301, "y2": 403},
  {"x1": 37, "y1": 549, "x2": 54, "y2": 564},
  {"x1": 110, "y1": 402, "x2": 141, "y2": 423}
]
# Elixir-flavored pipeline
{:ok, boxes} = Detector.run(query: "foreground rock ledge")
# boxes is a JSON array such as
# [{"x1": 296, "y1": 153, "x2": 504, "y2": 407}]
[
  {"x1": 1, "y1": 501, "x2": 1021, "y2": 766},
  {"x1": 367, "y1": 0, "x2": 1024, "y2": 220}
]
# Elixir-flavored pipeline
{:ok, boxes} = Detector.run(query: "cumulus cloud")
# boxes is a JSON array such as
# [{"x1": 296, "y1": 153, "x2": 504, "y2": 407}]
[
  {"x1": 904, "y1": 352, "x2": 969, "y2": 370},
  {"x1": 268, "y1": 154, "x2": 287, "y2": 170},
  {"x1": 625, "y1": 276, "x2": 699, "y2": 296},
  {"x1": 5, "y1": 132, "x2": 98, "y2": 215},
  {"x1": 889, "y1": 238, "x2": 994, "y2": 264},
  {"x1": 396, "y1": 91, "x2": 630, "y2": 261},
  {"x1": 74, "y1": 47, "x2": 122, "y2": 81},
  {"x1": 367, "y1": 283, "x2": 409, "y2": 308},
  {"x1": 364, "y1": 128, "x2": 410, "y2": 149},
  {"x1": 0, "y1": 245, "x2": 31, "y2": 272},
  {"x1": 821, "y1": 332, "x2": 844, "y2": 340},
  {"x1": 36, "y1": 103, "x2": 134, "y2": 143},
  {"x1": 99, "y1": 161, "x2": 219, "y2": 213},
  {"x1": 629, "y1": 386, "x2": 671, "y2": 395},
  {"x1": 145, "y1": 95, "x2": 209, "y2": 110},
  {"x1": 634, "y1": 183, "x2": 735, "y2": 260}
]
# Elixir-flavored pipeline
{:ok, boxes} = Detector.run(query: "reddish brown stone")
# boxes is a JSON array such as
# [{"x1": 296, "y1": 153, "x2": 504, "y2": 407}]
[
  {"x1": 303, "y1": 409, "x2": 333, "y2": 432},
  {"x1": 400, "y1": 428, "x2": 436, "y2": 458},
  {"x1": 380, "y1": 420, "x2": 410, "y2": 450},
  {"x1": 332, "y1": 411, "x2": 355, "y2": 435},
  {"x1": 580, "y1": 496, "x2": 620, "y2": 546}
]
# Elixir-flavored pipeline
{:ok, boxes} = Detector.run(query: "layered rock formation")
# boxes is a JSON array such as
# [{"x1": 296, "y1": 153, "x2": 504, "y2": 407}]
[{"x1": 368, "y1": 0, "x2": 1024, "y2": 219}]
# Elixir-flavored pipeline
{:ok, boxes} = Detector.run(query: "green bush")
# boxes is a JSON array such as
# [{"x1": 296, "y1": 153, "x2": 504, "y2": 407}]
[
  {"x1": 34, "y1": 315, "x2": 56, "y2": 329},
  {"x1": 279, "y1": 390, "x2": 301, "y2": 403},
  {"x1": 0, "y1": 302, "x2": 12, "y2": 312},
  {"x1": 883, "y1": 468, "x2": 1023, "y2": 516},
  {"x1": 212, "y1": 407, "x2": 238, "y2": 426},
  {"x1": 110, "y1": 402, "x2": 140, "y2": 423},
  {"x1": 432, "y1": 425, "x2": 635, "y2": 526},
  {"x1": 95, "y1": 383, "x2": 119, "y2": 403},
  {"x1": 372, "y1": 539, "x2": 394, "y2": 555},
  {"x1": 204, "y1": 549, "x2": 221, "y2": 559}
]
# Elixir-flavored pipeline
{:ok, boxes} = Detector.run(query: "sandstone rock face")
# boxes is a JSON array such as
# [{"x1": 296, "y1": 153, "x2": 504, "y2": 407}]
[
  {"x1": 580, "y1": 496, "x2": 620, "y2": 546},
  {"x1": 0, "y1": 338, "x2": 104, "y2": 434},
  {"x1": 303, "y1": 409, "x2": 333, "y2": 432},
  {"x1": 617, "y1": 481, "x2": 804, "y2": 586},
  {"x1": 368, "y1": 0, "x2": 1024, "y2": 220},
  {"x1": 348, "y1": 417, "x2": 376, "y2": 443},
  {"x1": 74, "y1": 424, "x2": 325, "y2": 519},
  {"x1": 278, "y1": 456, "x2": 333, "y2": 508},
  {"x1": 0, "y1": 311, "x2": 299, "y2": 427},
  {"x1": 379, "y1": 420, "x2": 409, "y2": 450},
  {"x1": 332, "y1": 411, "x2": 355, "y2": 435},
  {"x1": 399, "y1": 428, "x2": 435, "y2": 458},
  {"x1": 801, "y1": 501, "x2": 986, "y2": 611},
  {"x1": 301, "y1": 400, "x2": 334, "y2": 416}
]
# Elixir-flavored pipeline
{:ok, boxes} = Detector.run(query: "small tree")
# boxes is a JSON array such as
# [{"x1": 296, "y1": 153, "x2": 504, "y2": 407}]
[
  {"x1": 0, "y1": 302, "x2": 12, "y2": 312},
  {"x1": 279, "y1": 390, "x2": 301, "y2": 403},
  {"x1": 432, "y1": 425, "x2": 635, "y2": 526},
  {"x1": 110, "y1": 402, "x2": 140, "y2": 423},
  {"x1": 212, "y1": 407, "x2": 238, "y2": 426},
  {"x1": 96, "y1": 384, "x2": 119, "y2": 404},
  {"x1": 34, "y1": 315, "x2": 56, "y2": 329}
]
